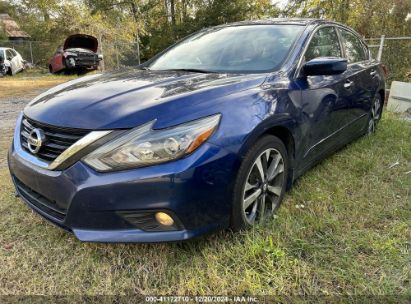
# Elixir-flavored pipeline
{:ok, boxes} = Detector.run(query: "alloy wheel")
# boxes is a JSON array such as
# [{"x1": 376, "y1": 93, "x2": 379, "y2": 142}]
[
  {"x1": 242, "y1": 148, "x2": 285, "y2": 225},
  {"x1": 368, "y1": 97, "x2": 381, "y2": 134}
]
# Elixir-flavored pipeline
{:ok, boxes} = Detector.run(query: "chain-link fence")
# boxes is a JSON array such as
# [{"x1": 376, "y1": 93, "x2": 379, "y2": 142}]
[
  {"x1": 1, "y1": 36, "x2": 411, "y2": 83},
  {"x1": 366, "y1": 36, "x2": 411, "y2": 84},
  {"x1": 0, "y1": 40, "x2": 54, "y2": 68},
  {"x1": 0, "y1": 39, "x2": 140, "y2": 71}
]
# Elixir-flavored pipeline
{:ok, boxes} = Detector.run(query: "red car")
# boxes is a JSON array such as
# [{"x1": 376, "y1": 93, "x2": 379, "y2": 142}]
[{"x1": 48, "y1": 34, "x2": 103, "y2": 74}]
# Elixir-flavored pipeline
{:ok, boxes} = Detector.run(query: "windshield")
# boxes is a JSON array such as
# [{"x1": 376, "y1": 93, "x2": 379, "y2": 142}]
[{"x1": 148, "y1": 25, "x2": 305, "y2": 73}]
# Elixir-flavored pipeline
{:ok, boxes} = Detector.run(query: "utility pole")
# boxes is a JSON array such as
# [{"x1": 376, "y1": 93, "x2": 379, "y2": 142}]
[
  {"x1": 130, "y1": 2, "x2": 141, "y2": 65},
  {"x1": 136, "y1": 29, "x2": 141, "y2": 65},
  {"x1": 29, "y1": 41, "x2": 34, "y2": 65},
  {"x1": 377, "y1": 35, "x2": 385, "y2": 62},
  {"x1": 99, "y1": 33, "x2": 105, "y2": 71}
]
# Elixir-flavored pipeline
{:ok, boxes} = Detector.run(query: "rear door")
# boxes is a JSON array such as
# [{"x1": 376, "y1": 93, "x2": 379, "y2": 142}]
[
  {"x1": 337, "y1": 28, "x2": 376, "y2": 136},
  {"x1": 15, "y1": 50, "x2": 25, "y2": 70},
  {"x1": 297, "y1": 26, "x2": 348, "y2": 163}
]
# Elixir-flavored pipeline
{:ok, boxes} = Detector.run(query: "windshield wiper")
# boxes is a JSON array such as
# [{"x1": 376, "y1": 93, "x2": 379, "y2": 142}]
[{"x1": 161, "y1": 68, "x2": 216, "y2": 74}]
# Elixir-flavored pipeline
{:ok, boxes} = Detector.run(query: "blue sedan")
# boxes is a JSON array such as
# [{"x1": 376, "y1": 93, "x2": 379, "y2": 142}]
[{"x1": 8, "y1": 18, "x2": 385, "y2": 242}]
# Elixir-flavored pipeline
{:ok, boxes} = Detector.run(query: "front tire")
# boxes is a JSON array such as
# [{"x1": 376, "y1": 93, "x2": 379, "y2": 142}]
[
  {"x1": 231, "y1": 135, "x2": 288, "y2": 231},
  {"x1": 367, "y1": 94, "x2": 383, "y2": 134}
]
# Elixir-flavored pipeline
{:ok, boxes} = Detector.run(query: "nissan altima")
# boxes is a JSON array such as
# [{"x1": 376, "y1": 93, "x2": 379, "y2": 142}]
[{"x1": 8, "y1": 19, "x2": 385, "y2": 242}]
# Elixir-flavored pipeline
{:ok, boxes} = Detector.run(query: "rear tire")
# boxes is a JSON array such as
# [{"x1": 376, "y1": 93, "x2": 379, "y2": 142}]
[
  {"x1": 231, "y1": 135, "x2": 288, "y2": 231},
  {"x1": 367, "y1": 94, "x2": 383, "y2": 134}
]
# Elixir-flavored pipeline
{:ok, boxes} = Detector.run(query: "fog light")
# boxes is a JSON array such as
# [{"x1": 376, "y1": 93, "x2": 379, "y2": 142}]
[{"x1": 155, "y1": 212, "x2": 174, "y2": 226}]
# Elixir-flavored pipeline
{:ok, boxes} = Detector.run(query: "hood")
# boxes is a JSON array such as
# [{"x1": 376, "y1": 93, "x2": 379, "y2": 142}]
[
  {"x1": 64, "y1": 34, "x2": 98, "y2": 52},
  {"x1": 24, "y1": 69, "x2": 266, "y2": 130}
]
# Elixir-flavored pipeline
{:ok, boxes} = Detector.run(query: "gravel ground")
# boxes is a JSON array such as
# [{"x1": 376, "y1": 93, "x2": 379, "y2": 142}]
[
  {"x1": 0, "y1": 93, "x2": 40, "y2": 168},
  {"x1": 0, "y1": 96, "x2": 31, "y2": 129}
]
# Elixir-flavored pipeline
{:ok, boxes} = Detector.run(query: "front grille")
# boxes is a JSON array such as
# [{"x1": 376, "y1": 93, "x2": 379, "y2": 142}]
[
  {"x1": 20, "y1": 117, "x2": 88, "y2": 162},
  {"x1": 14, "y1": 177, "x2": 67, "y2": 221},
  {"x1": 76, "y1": 53, "x2": 98, "y2": 65}
]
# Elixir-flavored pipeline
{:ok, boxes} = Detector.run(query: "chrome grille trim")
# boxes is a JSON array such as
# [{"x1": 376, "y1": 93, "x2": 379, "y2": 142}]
[
  {"x1": 14, "y1": 113, "x2": 113, "y2": 171},
  {"x1": 20, "y1": 116, "x2": 87, "y2": 161}
]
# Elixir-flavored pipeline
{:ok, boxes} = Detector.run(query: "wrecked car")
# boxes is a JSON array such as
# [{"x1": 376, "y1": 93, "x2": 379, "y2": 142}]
[
  {"x1": 0, "y1": 47, "x2": 25, "y2": 76},
  {"x1": 0, "y1": 52, "x2": 5, "y2": 76},
  {"x1": 48, "y1": 34, "x2": 103, "y2": 74}
]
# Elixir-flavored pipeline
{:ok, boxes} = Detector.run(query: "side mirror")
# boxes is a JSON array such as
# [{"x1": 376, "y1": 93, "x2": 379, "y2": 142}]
[
  {"x1": 7, "y1": 57, "x2": 12, "y2": 61},
  {"x1": 302, "y1": 57, "x2": 347, "y2": 76}
]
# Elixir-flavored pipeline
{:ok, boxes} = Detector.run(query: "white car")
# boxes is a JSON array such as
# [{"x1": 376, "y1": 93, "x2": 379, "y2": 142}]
[{"x1": 0, "y1": 47, "x2": 25, "y2": 76}]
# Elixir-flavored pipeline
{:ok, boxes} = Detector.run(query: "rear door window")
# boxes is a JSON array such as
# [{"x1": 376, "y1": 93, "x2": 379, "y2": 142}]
[
  {"x1": 6, "y1": 50, "x2": 13, "y2": 60},
  {"x1": 339, "y1": 29, "x2": 368, "y2": 63},
  {"x1": 305, "y1": 26, "x2": 342, "y2": 62}
]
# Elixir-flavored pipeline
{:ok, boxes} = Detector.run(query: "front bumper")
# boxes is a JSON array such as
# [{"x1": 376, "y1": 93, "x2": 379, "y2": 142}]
[
  {"x1": 8, "y1": 139, "x2": 238, "y2": 243},
  {"x1": 65, "y1": 54, "x2": 100, "y2": 70}
]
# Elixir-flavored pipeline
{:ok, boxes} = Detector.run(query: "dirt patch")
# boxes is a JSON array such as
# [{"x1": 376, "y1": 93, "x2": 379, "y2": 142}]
[
  {"x1": 0, "y1": 95, "x2": 33, "y2": 169},
  {"x1": 0, "y1": 81, "x2": 69, "y2": 168}
]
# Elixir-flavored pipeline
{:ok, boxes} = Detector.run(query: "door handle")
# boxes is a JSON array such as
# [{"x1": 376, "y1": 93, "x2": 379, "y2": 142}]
[
  {"x1": 370, "y1": 70, "x2": 377, "y2": 76},
  {"x1": 344, "y1": 80, "x2": 354, "y2": 89}
]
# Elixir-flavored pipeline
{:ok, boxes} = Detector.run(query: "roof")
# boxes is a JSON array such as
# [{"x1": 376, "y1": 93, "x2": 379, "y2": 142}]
[
  {"x1": 0, "y1": 14, "x2": 30, "y2": 39},
  {"x1": 221, "y1": 18, "x2": 323, "y2": 27},
  {"x1": 210, "y1": 18, "x2": 358, "y2": 37},
  {"x1": 215, "y1": 18, "x2": 352, "y2": 29},
  {"x1": 231, "y1": 18, "x2": 322, "y2": 25}
]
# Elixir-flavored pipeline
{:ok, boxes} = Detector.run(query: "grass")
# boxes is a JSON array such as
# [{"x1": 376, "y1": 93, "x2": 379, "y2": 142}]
[{"x1": 0, "y1": 111, "x2": 410, "y2": 296}]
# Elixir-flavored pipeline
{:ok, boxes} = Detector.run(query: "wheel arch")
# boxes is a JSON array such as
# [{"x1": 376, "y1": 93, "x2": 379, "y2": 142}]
[
  {"x1": 264, "y1": 125, "x2": 296, "y2": 189},
  {"x1": 238, "y1": 118, "x2": 297, "y2": 189}
]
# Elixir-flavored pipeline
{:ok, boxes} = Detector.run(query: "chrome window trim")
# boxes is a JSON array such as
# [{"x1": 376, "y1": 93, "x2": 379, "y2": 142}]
[{"x1": 13, "y1": 112, "x2": 112, "y2": 171}]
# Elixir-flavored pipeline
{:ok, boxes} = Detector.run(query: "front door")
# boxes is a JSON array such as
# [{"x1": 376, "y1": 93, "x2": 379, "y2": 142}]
[{"x1": 296, "y1": 26, "x2": 348, "y2": 164}]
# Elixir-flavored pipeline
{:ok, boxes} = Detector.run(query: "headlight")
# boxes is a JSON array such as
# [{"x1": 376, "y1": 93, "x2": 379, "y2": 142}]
[{"x1": 83, "y1": 114, "x2": 221, "y2": 172}]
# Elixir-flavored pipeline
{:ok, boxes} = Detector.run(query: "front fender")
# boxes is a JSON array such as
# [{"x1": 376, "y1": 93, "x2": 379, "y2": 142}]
[{"x1": 237, "y1": 114, "x2": 297, "y2": 159}]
